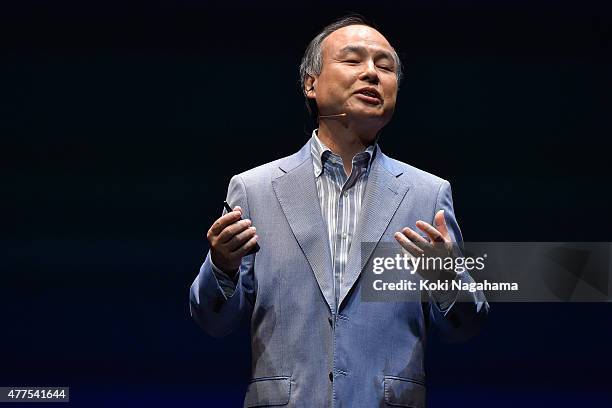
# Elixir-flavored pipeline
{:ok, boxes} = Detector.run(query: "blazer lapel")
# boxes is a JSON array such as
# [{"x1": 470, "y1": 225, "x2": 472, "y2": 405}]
[
  {"x1": 272, "y1": 141, "x2": 336, "y2": 314},
  {"x1": 339, "y1": 152, "x2": 410, "y2": 309}
]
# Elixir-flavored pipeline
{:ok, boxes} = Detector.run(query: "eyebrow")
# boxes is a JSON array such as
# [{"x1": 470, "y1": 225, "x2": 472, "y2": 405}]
[{"x1": 337, "y1": 44, "x2": 395, "y2": 63}]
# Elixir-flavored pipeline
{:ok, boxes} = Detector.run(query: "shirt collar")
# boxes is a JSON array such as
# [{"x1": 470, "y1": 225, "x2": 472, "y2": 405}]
[{"x1": 310, "y1": 129, "x2": 377, "y2": 178}]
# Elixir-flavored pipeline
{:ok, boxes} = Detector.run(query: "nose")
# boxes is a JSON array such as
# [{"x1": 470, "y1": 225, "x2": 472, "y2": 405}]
[{"x1": 358, "y1": 59, "x2": 379, "y2": 84}]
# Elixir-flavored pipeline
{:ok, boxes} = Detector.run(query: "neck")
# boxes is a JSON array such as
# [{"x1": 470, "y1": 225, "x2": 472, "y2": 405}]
[{"x1": 317, "y1": 120, "x2": 378, "y2": 176}]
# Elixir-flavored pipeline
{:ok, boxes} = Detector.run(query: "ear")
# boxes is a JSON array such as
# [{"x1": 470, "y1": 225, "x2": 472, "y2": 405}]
[{"x1": 304, "y1": 75, "x2": 317, "y2": 99}]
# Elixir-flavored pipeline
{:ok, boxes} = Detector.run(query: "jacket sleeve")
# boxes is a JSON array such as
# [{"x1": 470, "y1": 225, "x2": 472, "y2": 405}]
[
  {"x1": 189, "y1": 174, "x2": 256, "y2": 338},
  {"x1": 427, "y1": 180, "x2": 490, "y2": 342}
]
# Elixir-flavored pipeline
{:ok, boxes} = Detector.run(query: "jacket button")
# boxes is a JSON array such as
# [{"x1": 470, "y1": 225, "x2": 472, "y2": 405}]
[{"x1": 329, "y1": 371, "x2": 333, "y2": 382}]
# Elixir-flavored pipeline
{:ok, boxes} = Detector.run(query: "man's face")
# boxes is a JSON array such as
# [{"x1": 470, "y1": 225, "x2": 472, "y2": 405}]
[{"x1": 307, "y1": 25, "x2": 399, "y2": 128}]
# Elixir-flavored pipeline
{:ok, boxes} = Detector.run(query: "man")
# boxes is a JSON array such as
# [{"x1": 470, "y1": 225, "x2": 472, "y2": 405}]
[{"x1": 190, "y1": 15, "x2": 489, "y2": 407}]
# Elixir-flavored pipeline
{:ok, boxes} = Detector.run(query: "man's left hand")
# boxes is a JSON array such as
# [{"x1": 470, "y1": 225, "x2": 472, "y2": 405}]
[{"x1": 394, "y1": 210, "x2": 456, "y2": 279}]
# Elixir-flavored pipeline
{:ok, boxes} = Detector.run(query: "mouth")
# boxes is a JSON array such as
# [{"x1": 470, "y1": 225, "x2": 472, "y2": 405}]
[{"x1": 354, "y1": 87, "x2": 382, "y2": 105}]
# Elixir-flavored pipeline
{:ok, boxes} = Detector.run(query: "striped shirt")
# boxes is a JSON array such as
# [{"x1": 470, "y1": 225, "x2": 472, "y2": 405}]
[{"x1": 310, "y1": 130, "x2": 376, "y2": 311}]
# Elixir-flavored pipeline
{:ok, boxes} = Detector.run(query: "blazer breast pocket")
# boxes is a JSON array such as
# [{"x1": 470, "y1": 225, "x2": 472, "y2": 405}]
[{"x1": 244, "y1": 376, "x2": 291, "y2": 407}]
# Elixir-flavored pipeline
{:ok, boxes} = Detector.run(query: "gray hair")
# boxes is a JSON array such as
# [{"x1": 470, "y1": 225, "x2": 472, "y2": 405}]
[{"x1": 299, "y1": 15, "x2": 403, "y2": 99}]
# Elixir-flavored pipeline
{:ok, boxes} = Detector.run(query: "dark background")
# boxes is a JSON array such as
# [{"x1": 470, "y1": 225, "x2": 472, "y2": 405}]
[{"x1": 2, "y1": 0, "x2": 611, "y2": 406}]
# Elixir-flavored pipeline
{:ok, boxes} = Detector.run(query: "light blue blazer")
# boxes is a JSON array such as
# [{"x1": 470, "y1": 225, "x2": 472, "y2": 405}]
[{"x1": 190, "y1": 139, "x2": 489, "y2": 407}]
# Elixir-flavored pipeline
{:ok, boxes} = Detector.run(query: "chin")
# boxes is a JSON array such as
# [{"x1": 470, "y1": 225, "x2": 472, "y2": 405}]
[{"x1": 351, "y1": 109, "x2": 390, "y2": 122}]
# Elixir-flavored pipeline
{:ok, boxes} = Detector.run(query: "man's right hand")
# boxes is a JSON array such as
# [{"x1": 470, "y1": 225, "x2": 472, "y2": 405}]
[{"x1": 207, "y1": 206, "x2": 258, "y2": 276}]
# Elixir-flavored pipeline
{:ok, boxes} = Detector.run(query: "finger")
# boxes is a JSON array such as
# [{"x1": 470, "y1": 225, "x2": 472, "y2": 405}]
[
  {"x1": 225, "y1": 225, "x2": 257, "y2": 251},
  {"x1": 210, "y1": 209, "x2": 243, "y2": 236},
  {"x1": 218, "y1": 219, "x2": 252, "y2": 244},
  {"x1": 400, "y1": 227, "x2": 430, "y2": 251},
  {"x1": 233, "y1": 234, "x2": 259, "y2": 257},
  {"x1": 401, "y1": 227, "x2": 428, "y2": 244},
  {"x1": 394, "y1": 231, "x2": 424, "y2": 256},
  {"x1": 433, "y1": 210, "x2": 450, "y2": 240},
  {"x1": 415, "y1": 220, "x2": 446, "y2": 243}
]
